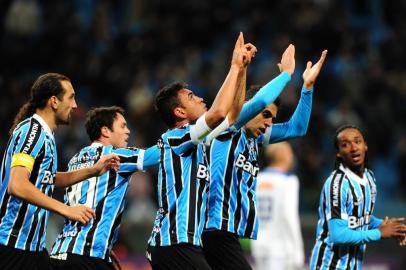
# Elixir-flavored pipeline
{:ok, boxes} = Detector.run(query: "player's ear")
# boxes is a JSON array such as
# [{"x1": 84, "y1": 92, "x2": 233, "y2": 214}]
[
  {"x1": 336, "y1": 152, "x2": 342, "y2": 159},
  {"x1": 49, "y1": 96, "x2": 59, "y2": 110},
  {"x1": 100, "y1": 126, "x2": 110, "y2": 138},
  {"x1": 365, "y1": 143, "x2": 368, "y2": 152},
  {"x1": 173, "y1": 107, "x2": 186, "y2": 119}
]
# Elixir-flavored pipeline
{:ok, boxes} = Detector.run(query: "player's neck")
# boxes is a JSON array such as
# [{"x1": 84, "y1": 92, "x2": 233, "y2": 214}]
[
  {"x1": 94, "y1": 138, "x2": 111, "y2": 146},
  {"x1": 173, "y1": 119, "x2": 189, "y2": 129},
  {"x1": 270, "y1": 163, "x2": 289, "y2": 172},
  {"x1": 35, "y1": 109, "x2": 57, "y2": 131}
]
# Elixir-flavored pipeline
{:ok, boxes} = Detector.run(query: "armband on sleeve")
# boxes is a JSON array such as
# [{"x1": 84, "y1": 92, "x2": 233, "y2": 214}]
[
  {"x1": 11, "y1": 153, "x2": 35, "y2": 172},
  {"x1": 137, "y1": 149, "x2": 145, "y2": 171},
  {"x1": 205, "y1": 117, "x2": 230, "y2": 146},
  {"x1": 190, "y1": 114, "x2": 212, "y2": 144}
]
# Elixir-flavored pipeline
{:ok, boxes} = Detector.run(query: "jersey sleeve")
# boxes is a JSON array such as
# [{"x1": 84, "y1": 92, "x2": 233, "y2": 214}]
[
  {"x1": 113, "y1": 147, "x2": 145, "y2": 173},
  {"x1": 11, "y1": 122, "x2": 47, "y2": 173},
  {"x1": 142, "y1": 145, "x2": 160, "y2": 169},
  {"x1": 328, "y1": 219, "x2": 381, "y2": 245},
  {"x1": 234, "y1": 72, "x2": 291, "y2": 130},
  {"x1": 261, "y1": 85, "x2": 313, "y2": 146},
  {"x1": 369, "y1": 215, "x2": 383, "y2": 229},
  {"x1": 168, "y1": 114, "x2": 212, "y2": 156}
]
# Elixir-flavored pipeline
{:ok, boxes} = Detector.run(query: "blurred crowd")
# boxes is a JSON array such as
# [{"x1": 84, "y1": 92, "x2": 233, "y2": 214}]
[{"x1": 1, "y1": 0, "x2": 405, "y2": 265}]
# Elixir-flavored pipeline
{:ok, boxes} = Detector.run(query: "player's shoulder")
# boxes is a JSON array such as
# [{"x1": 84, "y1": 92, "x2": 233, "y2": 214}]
[
  {"x1": 365, "y1": 168, "x2": 376, "y2": 181},
  {"x1": 14, "y1": 116, "x2": 45, "y2": 137},
  {"x1": 324, "y1": 168, "x2": 349, "y2": 189},
  {"x1": 68, "y1": 145, "x2": 104, "y2": 165},
  {"x1": 163, "y1": 125, "x2": 191, "y2": 138}
]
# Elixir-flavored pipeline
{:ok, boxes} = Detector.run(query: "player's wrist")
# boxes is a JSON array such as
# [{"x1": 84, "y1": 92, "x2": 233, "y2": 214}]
[{"x1": 304, "y1": 81, "x2": 314, "y2": 89}]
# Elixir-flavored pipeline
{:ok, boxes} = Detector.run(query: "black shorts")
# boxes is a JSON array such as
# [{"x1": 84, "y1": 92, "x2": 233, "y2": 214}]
[
  {"x1": 0, "y1": 244, "x2": 51, "y2": 270},
  {"x1": 50, "y1": 252, "x2": 114, "y2": 270},
  {"x1": 202, "y1": 230, "x2": 252, "y2": 270},
  {"x1": 146, "y1": 243, "x2": 212, "y2": 270}
]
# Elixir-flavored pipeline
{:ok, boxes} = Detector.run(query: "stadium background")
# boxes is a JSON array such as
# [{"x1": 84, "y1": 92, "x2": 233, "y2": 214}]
[{"x1": 0, "y1": 0, "x2": 405, "y2": 269}]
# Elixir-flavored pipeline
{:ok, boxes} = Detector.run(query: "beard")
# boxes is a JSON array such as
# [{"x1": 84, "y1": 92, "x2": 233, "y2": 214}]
[{"x1": 56, "y1": 113, "x2": 71, "y2": 125}]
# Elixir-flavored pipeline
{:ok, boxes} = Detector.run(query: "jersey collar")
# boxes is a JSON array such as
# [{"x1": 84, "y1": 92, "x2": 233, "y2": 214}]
[
  {"x1": 32, "y1": 114, "x2": 53, "y2": 137},
  {"x1": 90, "y1": 142, "x2": 103, "y2": 147},
  {"x1": 339, "y1": 163, "x2": 368, "y2": 185}
]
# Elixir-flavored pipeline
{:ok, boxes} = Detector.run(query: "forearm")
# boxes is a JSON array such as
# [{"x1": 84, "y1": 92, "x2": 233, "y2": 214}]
[
  {"x1": 55, "y1": 167, "x2": 96, "y2": 188},
  {"x1": 8, "y1": 169, "x2": 67, "y2": 216},
  {"x1": 265, "y1": 85, "x2": 313, "y2": 144},
  {"x1": 228, "y1": 67, "x2": 246, "y2": 124},
  {"x1": 234, "y1": 71, "x2": 291, "y2": 129},
  {"x1": 328, "y1": 219, "x2": 381, "y2": 245},
  {"x1": 206, "y1": 66, "x2": 242, "y2": 128},
  {"x1": 369, "y1": 215, "x2": 384, "y2": 229}
]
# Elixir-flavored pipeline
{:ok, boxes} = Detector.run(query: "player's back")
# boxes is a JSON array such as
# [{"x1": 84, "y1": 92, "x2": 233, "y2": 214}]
[{"x1": 254, "y1": 168, "x2": 300, "y2": 256}]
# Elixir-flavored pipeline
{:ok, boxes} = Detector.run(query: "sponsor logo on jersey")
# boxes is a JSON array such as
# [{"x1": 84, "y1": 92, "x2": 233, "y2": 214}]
[
  {"x1": 235, "y1": 154, "x2": 259, "y2": 176},
  {"x1": 23, "y1": 123, "x2": 39, "y2": 153},
  {"x1": 197, "y1": 163, "x2": 209, "y2": 181},
  {"x1": 41, "y1": 170, "x2": 54, "y2": 184},
  {"x1": 332, "y1": 177, "x2": 340, "y2": 207},
  {"x1": 348, "y1": 213, "x2": 371, "y2": 229}
]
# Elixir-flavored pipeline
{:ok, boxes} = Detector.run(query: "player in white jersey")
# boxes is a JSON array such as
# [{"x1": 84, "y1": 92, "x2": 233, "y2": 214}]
[{"x1": 253, "y1": 142, "x2": 304, "y2": 270}]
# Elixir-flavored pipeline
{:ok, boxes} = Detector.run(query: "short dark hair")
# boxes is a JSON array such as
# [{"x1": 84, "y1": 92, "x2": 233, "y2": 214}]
[
  {"x1": 246, "y1": 85, "x2": 281, "y2": 107},
  {"x1": 10, "y1": 73, "x2": 70, "y2": 134},
  {"x1": 85, "y1": 106, "x2": 125, "y2": 141},
  {"x1": 154, "y1": 82, "x2": 187, "y2": 127},
  {"x1": 333, "y1": 124, "x2": 368, "y2": 169}
]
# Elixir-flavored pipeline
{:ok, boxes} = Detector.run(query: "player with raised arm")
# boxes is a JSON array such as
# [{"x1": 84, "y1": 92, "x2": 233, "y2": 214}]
[
  {"x1": 50, "y1": 106, "x2": 159, "y2": 270},
  {"x1": 309, "y1": 125, "x2": 406, "y2": 270},
  {"x1": 146, "y1": 33, "x2": 255, "y2": 270},
  {"x1": 0, "y1": 73, "x2": 119, "y2": 270},
  {"x1": 202, "y1": 48, "x2": 327, "y2": 270}
]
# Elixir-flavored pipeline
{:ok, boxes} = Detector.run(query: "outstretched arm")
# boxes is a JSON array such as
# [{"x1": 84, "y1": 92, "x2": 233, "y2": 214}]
[
  {"x1": 234, "y1": 44, "x2": 295, "y2": 130},
  {"x1": 55, "y1": 153, "x2": 120, "y2": 188},
  {"x1": 205, "y1": 32, "x2": 247, "y2": 129},
  {"x1": 262, "y1": 49, "x2": 328, "y2": 144},
  {"x1": 228, "y1": 42, "x2": 257, "y2": 124}
]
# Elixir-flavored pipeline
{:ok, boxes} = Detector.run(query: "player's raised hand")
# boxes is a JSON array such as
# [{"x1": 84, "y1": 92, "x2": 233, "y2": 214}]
[
  {"x1": 93, "y1": 153, "x2": 120, "y2": 175},
  {"x1": 62, "y1": 204, "x2": 96, "y2": 225},
  {"x1": 277, "y1": 44, "x2": 295, "y2": 76},
  {"x1": 243, "y1": 42, "x2": 257, "y2": 66},
  {"x1": 231, "y1": 32, "x2": 247, "y2": 69},
  {"x1": 303, "y1": 49, "x2": 328, "y2": 89}
]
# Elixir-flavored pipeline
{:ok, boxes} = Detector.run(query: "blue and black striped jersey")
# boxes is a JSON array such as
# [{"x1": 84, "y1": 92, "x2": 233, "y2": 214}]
[
  {"x1": 310, "y1": 164, "x2": 378, "y2": 270},
  {"x1": 51, "y1": 143, "x2": 159, "y2": 261},
  {"x1": 0, "y1": 114, "x2": 57, "y2": 251},
  {"x1": 148, "y1": 124, "x2": 210, "y2": 247},
  {"x1": 205, "y1": 88, "x2": 313, "y2": 239}
]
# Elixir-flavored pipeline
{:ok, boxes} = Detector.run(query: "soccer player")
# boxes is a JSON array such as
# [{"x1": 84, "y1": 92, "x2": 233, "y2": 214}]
[
  {"x1": 309, "y1": 125, "x2": 406, "y2": 270},
  {"x1": 50, "y1": 106, "x2": 159, "y2": 270},
  {"x1": 252, "y1": 142, "x2": 304, "y2": 270},
  {"x1": 146, "y1": 33, "x2": 255, "y2": 270},
  {"x1": 0, "y1": 73, "x2": 120, "y2": 270},
  {"x1": 202, "y1": 48, "x2": 327, "y2": 270}
]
